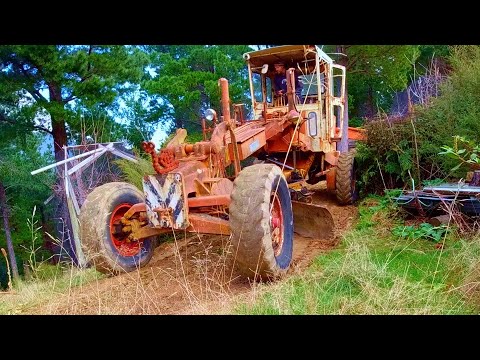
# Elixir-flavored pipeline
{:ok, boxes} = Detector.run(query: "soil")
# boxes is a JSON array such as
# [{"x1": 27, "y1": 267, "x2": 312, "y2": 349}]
[{"x1": 33, "y1": 190, "x2": 358, "y2": 315}]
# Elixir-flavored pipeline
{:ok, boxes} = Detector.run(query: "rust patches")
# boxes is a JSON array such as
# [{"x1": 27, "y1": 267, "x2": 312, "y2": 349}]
[
  {"x1": 122, "y1": 202, "x2": 147, "y2": 220},
  {"x1": 188, "y1": 194, "x2": 231, "y2": 208},
  {"x1": 326, "y1": 166, "x2": 336, "y2": 191},
  {"x1": 142, "y1": 141, "x2": 179, "y2": 174},
  {"x1": 348, "y1": 127, "x2": 367, "y2": 141},
  {"x1": 324, "y1": 151, "x2": 340, "y2": 166},
  {"x1": 187, "y1": 213, "x2": 230, "y2": 235}
]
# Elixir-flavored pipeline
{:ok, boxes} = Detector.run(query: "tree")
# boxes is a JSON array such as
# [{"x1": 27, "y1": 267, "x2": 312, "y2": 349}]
[
  {"x1": 0, "y1": 46, "x2": 149, "y2": 160},
  {"x1": 0, "y1": 131, "x2": 54, "y2": 280},
  {"x1": 0, "y1": 181, "x2": 18, "y2": 280},
  {"x1": 116, "y1": 88, "x2": 160, "y2": 147},
  {"x1": 416, "y1": 45, "x2": 451, "y2": 74},
  {"x1": 324, "y1": 45, "x2": 420, "y2": 152},
  {"x1": 334, "y1": 45, "x2": 420, "y2": 118},
  {"x1": 143, "y1": 45, "x2": 252, "y2": 136}
]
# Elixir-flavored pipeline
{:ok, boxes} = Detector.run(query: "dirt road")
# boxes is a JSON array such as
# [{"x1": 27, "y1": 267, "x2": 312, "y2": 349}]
[{"x1": 35, "y1": 191, "x2": 357, "y2": 314}]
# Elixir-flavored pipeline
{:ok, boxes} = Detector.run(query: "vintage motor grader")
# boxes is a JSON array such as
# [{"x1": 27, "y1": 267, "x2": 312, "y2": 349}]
[{"x1": 79, "y1": 45, "x2": 364, "y2": 279}]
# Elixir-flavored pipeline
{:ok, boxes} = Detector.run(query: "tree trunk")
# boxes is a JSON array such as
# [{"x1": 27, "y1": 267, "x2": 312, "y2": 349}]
[
  {"x1": 174, "y1": 111, "x2": 183, "y2": 129},
  {"x1": 52, "y1": 118, "x2": 67, "y2": 162},
  {"x1": 336, "y1": 45, "x2": 349, "y2": 153},
  {"x1": 49, "y1": 83, "x2": 68, "y2": 162},
  {"x1": 0, "y1": 181, "x2": 19, "y2": 280},
  {"x1": 366, "y1": 85, "x2": 375, "y2": 118}
]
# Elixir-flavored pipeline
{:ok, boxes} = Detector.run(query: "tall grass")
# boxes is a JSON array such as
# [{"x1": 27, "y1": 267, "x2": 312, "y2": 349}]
[
  {"x1": 3, "y1": 193, "x2": 480, "y2": 315},
  {"x1": 0, "y1": 231, "x2": 238, "y2": 315},
  {"x1": 0, "y1": 264, "x2": 102, "y2": 314},
  {"x1": 234, "y1": 196, "x2": 479, "y2": 314}
]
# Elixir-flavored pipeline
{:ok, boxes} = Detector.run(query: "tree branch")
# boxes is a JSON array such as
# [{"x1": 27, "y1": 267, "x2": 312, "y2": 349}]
[
  {"x1": 0, "y1": 112, "x2": 53, "y2": 135},
  {"x1": 347, "y1": 69, "x2": 370, "y2": 75},
  {"x1": 63, "y1": 95, "x2": 78, "y2": 104},
  {"x1": 347, "y1": 57, "x2": 359, "y2": 71},
  {"x1": 346, "y1": 45, "x2": 397, "y2": 71},
  {"x1": 11, "y1": 60, "x2": 49, "y2": 104},
  {"x1": 80, "y1": 74, "x2": 93, "y2": 83},
  {"x1": 72, "y1": 46, "x2": 94, "y2": 92},
  {"x1": 87, "y1": 45, "x2": 93, "y2": 73},
  {"x1": 27, "y1": 87, "x2": 49, "y2": 104},
  {"x1": 31, "y1": 124, "x2": 53, "y2": 134}
]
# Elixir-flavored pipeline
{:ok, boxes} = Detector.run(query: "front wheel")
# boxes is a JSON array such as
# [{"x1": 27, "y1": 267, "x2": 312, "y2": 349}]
[
  {"x1": 335, "y1": 149, "x2": 358, "y2": 205},
  {"x1": 230, "y1": 164, "x2": 294, "y2": 280},
  {"x1": 79, "y1": 182, "x2": 156, "y2": 274}
]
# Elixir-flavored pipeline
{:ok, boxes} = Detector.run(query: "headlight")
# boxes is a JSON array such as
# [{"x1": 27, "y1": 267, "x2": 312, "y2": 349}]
[
  {"x1": 205, "y1": 109, "x2": 217, "y2": 122},
  {"x1": 308, "y1": 111, "x2": 318, "y2": 137}
]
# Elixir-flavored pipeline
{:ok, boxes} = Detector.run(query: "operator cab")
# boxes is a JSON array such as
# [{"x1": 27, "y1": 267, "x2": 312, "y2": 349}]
[
  {"x1": 245, "y1": 45, "x2": 332, "y2": 111},
  {"x1": 244, "y1": 45, "x2": 346, "y2": 142}
]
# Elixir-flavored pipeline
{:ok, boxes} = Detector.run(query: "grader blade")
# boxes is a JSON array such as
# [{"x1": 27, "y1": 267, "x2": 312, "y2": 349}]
[{"x1": 292, "y1": 201, "x2": 335, "y2": 240}]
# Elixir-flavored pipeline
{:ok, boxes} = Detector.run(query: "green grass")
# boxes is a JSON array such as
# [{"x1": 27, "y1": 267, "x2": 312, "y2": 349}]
[
  {"x1": 234, "y1": 195, "x2": 480, "y2": 315},
  {"x1": 0, "y1": 263, "x2": 104, "y2": 315},
  {"x1": 3, "y1": 193, "x2": 480, "y2": 315}
]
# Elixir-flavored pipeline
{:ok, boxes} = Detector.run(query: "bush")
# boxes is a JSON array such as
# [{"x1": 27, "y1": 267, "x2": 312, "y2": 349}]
[{"x1": 356, "y1": 46, "x2": 480, "y2": 194}]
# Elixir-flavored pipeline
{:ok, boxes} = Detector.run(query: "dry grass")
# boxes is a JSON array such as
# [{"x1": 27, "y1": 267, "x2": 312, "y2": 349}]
[
  {"x1": 4, "y1": 192, "x2": 477, "y2": 315},
  {"x1": 0, "y1": 265, "x2": 102, "y2": 314},
  {"x1": 1, "y1": 248, "x2": 12, "y2": 291},
  {"x1": 0, "y1": 222, "x2": 250, "y2": 314},
  {"x1": 0, "y1": 230, "x2": 249, "y2": 315},
  {"x1": 451, "y1": 236, "x2": 480, "y2": 306}
]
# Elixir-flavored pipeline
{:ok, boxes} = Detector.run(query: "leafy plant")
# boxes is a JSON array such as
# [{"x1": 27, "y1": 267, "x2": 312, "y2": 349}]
[
  {"x1": 439, "y1": 135, "x2": 480, "y2": 172},
  {"x1": 21, "y1": 206, "x2": 54, "y2": 279},
  {"x1": 23, "y1": 206, "x2": 42, "y2": 277},
  {"x1": 422, "y1": 178, "x2": 445, "y2": 187},
  {"x1": 349, "y1": 117, "x2": 364, "y2": 128},
  {"x1": 361, "y1": 190, "x2": 403, "y2": 212},
  {"x1": 392, "y1": 222, "x2": 448, "y2": 243}
]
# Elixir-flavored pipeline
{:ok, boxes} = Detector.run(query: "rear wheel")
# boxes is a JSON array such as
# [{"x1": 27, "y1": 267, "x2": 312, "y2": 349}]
[
  {"x1": 230, "y1": 164, "x2": 293, "y2": 280},
  {"x1": 335, "y1": 149, "x2": 358, "y2": 205},
  {"x1": 79, "y1": 182, "x2": 155, "y2": 274}
]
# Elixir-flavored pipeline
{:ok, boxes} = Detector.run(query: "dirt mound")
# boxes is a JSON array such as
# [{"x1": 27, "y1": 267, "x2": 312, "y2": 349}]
[{"x1": 34, "y1": 191, "x2": 358, "y2": 315}]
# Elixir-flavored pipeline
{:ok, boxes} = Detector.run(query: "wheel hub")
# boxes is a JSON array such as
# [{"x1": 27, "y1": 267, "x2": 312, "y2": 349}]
[
  {"x1": 109, "y1": 203, "x2": 142, "y2": 257},
  {"x1": 270, "y1": 192, "x2": 284, "y2": 257}
]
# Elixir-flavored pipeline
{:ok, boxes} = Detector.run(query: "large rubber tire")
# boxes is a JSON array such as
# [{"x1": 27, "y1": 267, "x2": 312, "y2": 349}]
[
  {"x1": 79, "y1": 182, "x2": 155, "y2": 275},
  {"x1": 230, "y1": 164, "x2": 294, "y2": 280},
  {"x1": 335, "y1": 149, "x2": 358, "y2": 205}
]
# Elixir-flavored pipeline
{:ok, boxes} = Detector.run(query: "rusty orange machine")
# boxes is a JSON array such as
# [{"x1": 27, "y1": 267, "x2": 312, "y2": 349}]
[{"x1": 79, "y1": 45, "x2": 366, "y2": 279}]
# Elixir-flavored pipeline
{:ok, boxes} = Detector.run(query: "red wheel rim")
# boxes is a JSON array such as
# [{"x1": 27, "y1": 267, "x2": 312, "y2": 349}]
[
  {"x1": 109, "y1": 203, "x2": 141, "y2": 257},
  {"x1": 270, "y1": 192, "x2": 284, "y2": 257}
]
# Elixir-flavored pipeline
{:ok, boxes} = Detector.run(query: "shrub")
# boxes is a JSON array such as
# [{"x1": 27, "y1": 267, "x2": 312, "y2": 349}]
[{"x1": 356, "y1": 46, "x2": 480, "y2": 194}]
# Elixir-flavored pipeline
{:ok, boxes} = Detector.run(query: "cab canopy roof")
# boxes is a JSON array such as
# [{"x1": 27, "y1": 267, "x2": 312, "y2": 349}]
[{"x1": 243, "y1": 45, "x2": 333, "y2": 70}]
